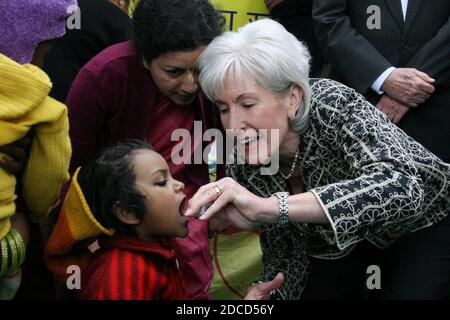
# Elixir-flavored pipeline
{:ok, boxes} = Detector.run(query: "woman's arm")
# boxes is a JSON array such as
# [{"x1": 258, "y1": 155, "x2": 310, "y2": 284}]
[
  {"x1": 185, "y1": 177, "x2": 328, "y2": 227},
  {"x1": 184, "y1": 177, "x2": 311, "y2": 299},
  {"x1": 304, "y1": 81, "x2": 430, "y2": 250},
  {"x1": 258, "y1": 191, "x2": 328, "y2": 224}
]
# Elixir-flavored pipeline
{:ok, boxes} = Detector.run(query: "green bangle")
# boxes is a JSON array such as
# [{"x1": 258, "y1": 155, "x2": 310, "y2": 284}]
[
  {"x1": 6, "y1": 233, "x2": 19, "y2": 275},
  {"x1": 0, "y1": 237, "x2": 8, "y2": 277},
  {"x1": 10, "y1": 228, "x2": 26, "y2": 267}
]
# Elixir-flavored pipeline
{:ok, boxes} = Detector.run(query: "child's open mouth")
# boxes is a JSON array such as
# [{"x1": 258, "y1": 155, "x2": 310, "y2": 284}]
[{"x1": 179, "y1": 197, "x2": 189, "y2": 224}]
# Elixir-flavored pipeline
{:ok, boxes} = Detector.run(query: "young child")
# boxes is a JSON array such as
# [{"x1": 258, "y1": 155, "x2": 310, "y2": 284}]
[{"x1": 46, "y1": 140, "x2": 282, "y2": 300}]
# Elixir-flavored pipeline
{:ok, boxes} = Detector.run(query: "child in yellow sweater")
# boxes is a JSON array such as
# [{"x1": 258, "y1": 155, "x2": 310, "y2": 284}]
[{"x1": 0, "y1": 0, "x2": 74, "y2": 298}]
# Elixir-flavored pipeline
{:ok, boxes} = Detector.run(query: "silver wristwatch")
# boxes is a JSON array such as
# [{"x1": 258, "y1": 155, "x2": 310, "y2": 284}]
[{"x1": 272, "y1": 192, "x2": 289, "y2": 224}]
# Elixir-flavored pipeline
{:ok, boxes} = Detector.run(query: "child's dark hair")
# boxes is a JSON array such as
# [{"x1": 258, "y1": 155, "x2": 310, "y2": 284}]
[
  {"x1": 133, "y1": 0, "x2": 225, "y2": 62},
  {"x1": 77, "y1": 139, "x2": 153, "y2": 236}
]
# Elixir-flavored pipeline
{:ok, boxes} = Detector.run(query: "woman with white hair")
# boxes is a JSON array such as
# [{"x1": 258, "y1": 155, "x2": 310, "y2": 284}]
[{"x1": 185, "y1": 19, "x2": 450, "y2": 299}]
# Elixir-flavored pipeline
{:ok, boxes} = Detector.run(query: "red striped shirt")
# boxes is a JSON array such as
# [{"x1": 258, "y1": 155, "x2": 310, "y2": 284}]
[{"x1": 77, "y1": 234, "x2": 187, "y2": 300}]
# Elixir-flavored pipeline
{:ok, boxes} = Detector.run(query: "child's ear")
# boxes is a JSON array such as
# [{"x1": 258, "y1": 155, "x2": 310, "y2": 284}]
[{"x1": 113, "y1": 204, "x2": 140, "y2": 225}]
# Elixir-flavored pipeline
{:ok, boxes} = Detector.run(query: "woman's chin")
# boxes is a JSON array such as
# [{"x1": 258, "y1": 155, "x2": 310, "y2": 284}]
[
  {"x1": 238, "y1": 144, "x2": 271, "y2": 166},
  {"x1": 244, "y1": 155, "x2": 271, "y2": 166}
]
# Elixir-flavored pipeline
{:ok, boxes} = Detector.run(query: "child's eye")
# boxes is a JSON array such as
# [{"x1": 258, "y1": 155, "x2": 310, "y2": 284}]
[{"x1": 155, "y1": 179, "x2": 168, "y2": 186}]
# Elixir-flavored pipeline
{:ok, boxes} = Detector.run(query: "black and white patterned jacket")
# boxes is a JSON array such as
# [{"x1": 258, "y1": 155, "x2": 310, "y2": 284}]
[{"x1": 226, "y1": 78, "x2": 450, "y2": 299}]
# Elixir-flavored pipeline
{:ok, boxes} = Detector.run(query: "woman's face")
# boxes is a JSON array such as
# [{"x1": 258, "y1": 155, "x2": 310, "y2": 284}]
[
  {"x1": 132, "y1": 150, "x2": 189, "y2": 240},
  {"x1": 216, "y1": 74, "x2": 301, "y2": 165},
  {"x1": 144, "y1": 47, "x2": 205, "y2": 106}
]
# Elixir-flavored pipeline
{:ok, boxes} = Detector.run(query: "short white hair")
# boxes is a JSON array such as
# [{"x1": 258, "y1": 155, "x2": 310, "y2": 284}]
[{"x1": 199, "y1": 18, "x2": 312, "y2": 134}]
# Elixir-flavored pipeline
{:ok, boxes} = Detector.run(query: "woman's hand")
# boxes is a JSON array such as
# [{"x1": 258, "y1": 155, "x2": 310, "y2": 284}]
[
  {"x1": 184, "y1": 177, "x2": 278, "y2": 230},
  {"x1": 208, "y1": 216, "x2": 230, "y2": 234},
  {"x1": 244, "y1": 273, "x2": 284, "y2": 300}
]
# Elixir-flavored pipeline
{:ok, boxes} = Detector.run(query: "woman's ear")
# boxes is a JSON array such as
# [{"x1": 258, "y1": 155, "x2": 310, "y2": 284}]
[
  {"x1": 288, "y1": 85, "x2": 303, "y2": 118},
  {"x1": 113, "y1": 203, "x2": 141, "y2": 225},
  {"x1": 142, "y1": 58, "x2": 151, "y2": 71}
]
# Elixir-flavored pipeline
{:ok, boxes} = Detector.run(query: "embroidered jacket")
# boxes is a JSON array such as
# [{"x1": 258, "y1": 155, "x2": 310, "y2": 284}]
[{"x1": 227, "y1": 78, "x2": 450, "y2": 299}]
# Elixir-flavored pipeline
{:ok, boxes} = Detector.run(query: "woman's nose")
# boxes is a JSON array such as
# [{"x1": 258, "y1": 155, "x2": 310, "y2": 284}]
[
  {"x1": 226, "y1": 108, "x2": 247, "y2": 131},
  {"x1": 180, "y1": 71, "x2": 198, "y2": 94},
  {"x1": 174, "y1": 179, "x2": 185, "y2": 192}
]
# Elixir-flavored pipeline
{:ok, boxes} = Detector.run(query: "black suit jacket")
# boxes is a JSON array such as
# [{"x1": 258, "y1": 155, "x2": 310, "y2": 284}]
[{"x1": 312, "y1": 0, "x2": 450, "y2": 160}]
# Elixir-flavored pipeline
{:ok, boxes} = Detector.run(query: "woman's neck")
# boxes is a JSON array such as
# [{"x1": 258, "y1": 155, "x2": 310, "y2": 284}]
[{"x1": 278, "y1": 130, "x2": 301, "y2": 170}]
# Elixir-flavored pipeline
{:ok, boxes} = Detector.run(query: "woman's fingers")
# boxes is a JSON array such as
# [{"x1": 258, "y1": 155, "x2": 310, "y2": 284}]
[
  {"x1": 244, "y1": 273, "x2": 284, "y2": 300},
  {"x1": 185, "y1": 182, "x2": 219, "y2": 217},
  {"x1": 200, "y1": 189, "x2": 233, "y2": 220},
  {"x1": 257, "y1": 273, "x2": 284, "y2": 294},
  {"x1": 185, "y1": 178, "x2": 236, "y2": 217},
  {"x1": 208, "y1": 216, "x2": 230, "y2": 233}
]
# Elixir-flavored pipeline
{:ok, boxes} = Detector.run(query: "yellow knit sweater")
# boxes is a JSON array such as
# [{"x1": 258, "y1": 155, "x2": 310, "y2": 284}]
[{"x1": 0, "y1": 54, "x2": 71, "y2": 239}]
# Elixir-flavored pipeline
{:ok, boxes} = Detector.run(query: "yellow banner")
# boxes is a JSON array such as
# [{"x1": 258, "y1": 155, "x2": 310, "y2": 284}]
[
  {"x1": 211, "y1": 0, "x2": 270, "y2": 31},
  {"x1": 129, "y1": 1, "x2": 270, "y2": 31}
]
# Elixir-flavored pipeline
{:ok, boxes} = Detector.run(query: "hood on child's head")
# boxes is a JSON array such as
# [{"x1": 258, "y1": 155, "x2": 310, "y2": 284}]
[{"x1": 0, "y1": 0, "x2": 78, "y2": 64}]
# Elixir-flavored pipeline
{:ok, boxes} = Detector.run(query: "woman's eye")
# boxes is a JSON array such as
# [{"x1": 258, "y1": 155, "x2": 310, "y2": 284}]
[
  {"x1": 166, "y1": 69, "x2": 182, "y2": 77},
  {"x1": 155, "y1": 179, "x2": 168, "y2": 186},
  {"x1": 242, "y1": 103, "x2": 255, "y2": 109},
  {"x1": 219, "y1": 108, "x2": 229, "y2": 114}
]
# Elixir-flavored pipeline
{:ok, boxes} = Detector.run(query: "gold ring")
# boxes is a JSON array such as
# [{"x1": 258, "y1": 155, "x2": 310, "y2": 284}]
[{"x1": 213, "y1": 185, "x2": 222, "y2": 197}]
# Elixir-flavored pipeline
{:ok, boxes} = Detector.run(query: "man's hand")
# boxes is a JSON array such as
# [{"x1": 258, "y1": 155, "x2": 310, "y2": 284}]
[
  {"x1": 381, "y1": 68, "x2": 435, "y2": 107},
  {"x1": 376, "y1": 95, "x2": 410, "y2": 124}
]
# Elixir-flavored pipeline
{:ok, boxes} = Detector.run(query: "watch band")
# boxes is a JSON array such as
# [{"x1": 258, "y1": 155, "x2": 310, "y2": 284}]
[{"x1": 273, "y1": 192, "x2": 289, "y2": 224}]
